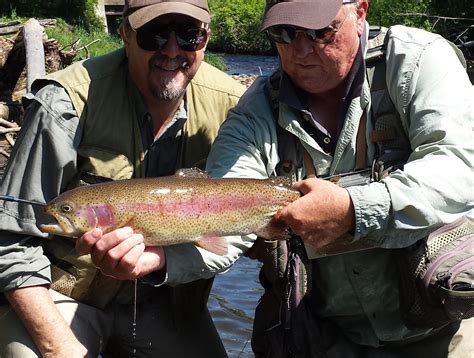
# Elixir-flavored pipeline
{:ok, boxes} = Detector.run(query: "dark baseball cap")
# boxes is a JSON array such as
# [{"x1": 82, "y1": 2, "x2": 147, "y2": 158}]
[
  {"x1": 124, "y1": 0, "x2": 211, "y2": 29},
  {"x1": 261, "y1": 0, "x2": 355, "y2": 31}
]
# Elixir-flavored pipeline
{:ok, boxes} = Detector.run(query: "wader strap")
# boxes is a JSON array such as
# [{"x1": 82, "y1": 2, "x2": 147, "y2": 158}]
[
  {"x1": 303, "y1": 149, "x2": 317, "y2": 178},
  {"x1": 355, "y1": 109, "x2": 368, "y2": 170}
]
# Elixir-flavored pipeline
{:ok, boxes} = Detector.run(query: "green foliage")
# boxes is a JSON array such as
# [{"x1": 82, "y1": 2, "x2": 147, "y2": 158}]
[
  {"x1": 425, "y1": 0, "x2": 473, "y2": 43},
  {"x1": 205, "y1": 52, "x2": 229, "y2": 71},
  {"x1": 367, "y1": 0, "x2": 473, "y2": 46},
  {"x1": 0, "y1": 0, "x2": 105, "y2": 32},
  {"x1": 208, "y1": 0, "x2": 271, "y2": 54},
  {"x1": 367, "y1": 0, "x2": 432, "y2": 29},
  {"x1": 1, "y1": 0, "x2": 471, "y2": 58},
  {"x1": 45, "y1": 19, "x2": 122, "y2": 61}
]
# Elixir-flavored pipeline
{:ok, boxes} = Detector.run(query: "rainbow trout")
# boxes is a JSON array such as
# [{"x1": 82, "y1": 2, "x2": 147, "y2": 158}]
[{"x1": 39, "y1": 169, "x2": 300, "y2": 255}]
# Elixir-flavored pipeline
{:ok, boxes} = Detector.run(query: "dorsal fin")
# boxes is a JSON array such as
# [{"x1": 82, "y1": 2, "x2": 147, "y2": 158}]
[{"x1": 174, "y1": 167, "x2": 209, "y2": 178}]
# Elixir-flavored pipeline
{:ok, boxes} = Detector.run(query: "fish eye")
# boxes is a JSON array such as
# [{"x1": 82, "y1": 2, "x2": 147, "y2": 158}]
[{"x1": 60, "y1": 203, "x2": 73, "y2": 213}]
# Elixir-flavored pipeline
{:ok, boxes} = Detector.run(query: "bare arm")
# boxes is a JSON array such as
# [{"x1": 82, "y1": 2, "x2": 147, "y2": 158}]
[{"x1": 5, "y1": 286, "x2": 88, "y2": 357}]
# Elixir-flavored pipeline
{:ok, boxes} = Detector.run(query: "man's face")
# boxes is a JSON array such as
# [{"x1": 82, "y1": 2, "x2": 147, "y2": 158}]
[
  {"x1": 121, "y1": 14, "x2": 209, "y2": 101},
  {"x1": 276, "y1": 4, "x2": 366, "y2": 95}
]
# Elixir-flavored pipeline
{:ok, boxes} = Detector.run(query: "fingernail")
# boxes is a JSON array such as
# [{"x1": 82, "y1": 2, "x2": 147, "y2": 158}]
[{"x1": 92, "y1": 228, "x2": 102, "y2": 239}]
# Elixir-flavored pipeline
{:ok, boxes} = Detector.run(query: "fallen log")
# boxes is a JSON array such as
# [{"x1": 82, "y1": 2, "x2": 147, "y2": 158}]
[
  {"x1": 23, "y1": 19, "x2": 45, "y2": 92},
  {"x1": 0, "y1": 25, "x2": 22, "y2": 36},
  {"x1": 0, "y1": 20, "x2": 21, "y2": 28}
]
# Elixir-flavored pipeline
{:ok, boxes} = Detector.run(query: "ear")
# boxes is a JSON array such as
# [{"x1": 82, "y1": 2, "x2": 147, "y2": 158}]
[
  {"x1": 119, "y1": 22, "x2": 132, "y2": 56},
  {"x1": 203, "y1": 28, "x2": 211, "y2": 51},
  {"x1": 356, "y1": 0, "x2": 368, "y2": 36},
  {"x1": 119, "y1": 22, "x2": 129, "y2": 44}
]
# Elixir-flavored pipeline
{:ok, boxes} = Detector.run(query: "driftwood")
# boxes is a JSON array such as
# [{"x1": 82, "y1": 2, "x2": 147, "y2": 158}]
[
  {"x1": 23, "y1": 19, "x2": 45, "y2": 92},
  {"x1": 0, "y1": 33, "x2": 26, "y2": 102},
  {"x1": 0, "y1": 21, "x2": 21, "y2": 28},
  {"x1": 0, "y1": 18, "x2": 74, "y2": 179},
  {"x1": 0, "y1": 25, "x2": 22, "y2": 36},
  {"x1": 0, "y1": 19, "x2": 56, "y2": 35}
]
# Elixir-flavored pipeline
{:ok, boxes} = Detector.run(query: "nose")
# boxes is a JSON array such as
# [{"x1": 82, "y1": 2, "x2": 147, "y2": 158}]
[
  {"x1": 160, "y1": 32, "x2": 181, "y2": 57},
  {"x1": 292, "y1": 32, "x2": 315, "y2": 58}
]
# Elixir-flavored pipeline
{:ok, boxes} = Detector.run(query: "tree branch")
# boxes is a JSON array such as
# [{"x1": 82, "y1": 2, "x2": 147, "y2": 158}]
[{"x1": 396, "y1": 13, "x2": 474, "y2": 22}]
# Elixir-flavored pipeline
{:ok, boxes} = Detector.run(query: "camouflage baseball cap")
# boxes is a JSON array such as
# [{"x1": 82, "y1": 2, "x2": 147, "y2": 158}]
[
  {"x1": 124, "y1": 0, "x2": 210, "y2": 29},
  {"x1": 261, "y1": 0, "x2": 354, "y2": 31}
]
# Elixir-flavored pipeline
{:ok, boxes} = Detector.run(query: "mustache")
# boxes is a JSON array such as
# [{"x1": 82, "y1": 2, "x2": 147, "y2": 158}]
[{"x1": 150, "y1": 55, "x2": 190, "y2": 70}]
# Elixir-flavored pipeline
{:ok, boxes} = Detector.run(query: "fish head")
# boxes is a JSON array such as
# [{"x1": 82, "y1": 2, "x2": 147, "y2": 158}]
[{"x1": 39, "y1": 196, "x2": 98, "y2": 238}]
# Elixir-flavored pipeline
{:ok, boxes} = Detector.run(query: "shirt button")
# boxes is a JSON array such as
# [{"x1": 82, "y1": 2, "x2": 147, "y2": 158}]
[{"x1": 323, "y1": 137, "x2": 331, "y2": 144}]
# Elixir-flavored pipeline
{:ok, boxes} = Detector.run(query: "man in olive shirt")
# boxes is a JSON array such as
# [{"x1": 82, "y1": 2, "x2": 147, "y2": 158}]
[{"x1": 0, "y1": 1, "x2": 247, "y2": 357}]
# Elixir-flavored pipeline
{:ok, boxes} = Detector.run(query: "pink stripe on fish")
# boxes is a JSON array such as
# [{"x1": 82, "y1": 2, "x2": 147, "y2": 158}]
[{"x1": 124, "y1": 194, "x2": 273, "y2": 216}]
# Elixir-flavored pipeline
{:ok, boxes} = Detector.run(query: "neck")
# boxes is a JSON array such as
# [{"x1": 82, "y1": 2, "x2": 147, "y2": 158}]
[
  {"x1": 308, "y1": 83, "x2": 346, "y2": 138},
  {"x1": 145, "y1": 95, "x2": 183, "y2": 138}
]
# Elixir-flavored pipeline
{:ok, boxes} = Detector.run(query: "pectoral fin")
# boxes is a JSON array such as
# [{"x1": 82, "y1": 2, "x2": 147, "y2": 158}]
[{"x1": 195, "y1": 235, "x2": 228, "y2": 255}]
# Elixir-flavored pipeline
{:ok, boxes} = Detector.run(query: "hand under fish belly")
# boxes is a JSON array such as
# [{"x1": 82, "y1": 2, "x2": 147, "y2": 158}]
[{"x1": 39, "y1": 169, "x2": 300, "y2": 255}]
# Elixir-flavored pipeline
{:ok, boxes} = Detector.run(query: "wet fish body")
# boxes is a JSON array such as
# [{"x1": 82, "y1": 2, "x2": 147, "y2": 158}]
[{"x1": 39, "y1": 174, "x2": 300, "y2": 255}]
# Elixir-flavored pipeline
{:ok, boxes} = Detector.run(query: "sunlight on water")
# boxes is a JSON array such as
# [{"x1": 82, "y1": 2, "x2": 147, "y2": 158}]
[{"x1": 209, "y1": 257, "x2": 263, "y2": 358}]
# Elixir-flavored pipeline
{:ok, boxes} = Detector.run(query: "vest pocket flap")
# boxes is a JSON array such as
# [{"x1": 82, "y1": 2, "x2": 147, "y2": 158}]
[{"x1": 77, "y1": 146, "x2": 134, "y2": 181}]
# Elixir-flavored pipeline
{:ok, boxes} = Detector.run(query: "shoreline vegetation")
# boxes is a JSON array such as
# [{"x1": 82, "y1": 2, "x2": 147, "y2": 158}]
[
  {"x1": 0, "y1": 1, "x2": 472, "y2": 172},
  {"x1": 0, "y1": 0, "x2": 472, "y2": 70}
]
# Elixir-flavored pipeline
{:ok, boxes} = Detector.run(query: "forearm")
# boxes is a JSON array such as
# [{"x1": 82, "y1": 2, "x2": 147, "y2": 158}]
[{"x1": 5, "y1": 286, "x2": 87, "y2": 357}]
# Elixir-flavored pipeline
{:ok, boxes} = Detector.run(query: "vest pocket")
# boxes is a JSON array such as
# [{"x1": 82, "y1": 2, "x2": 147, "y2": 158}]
[{"x1": 76, "y1": 145, "x2": 135, "y2": 183}]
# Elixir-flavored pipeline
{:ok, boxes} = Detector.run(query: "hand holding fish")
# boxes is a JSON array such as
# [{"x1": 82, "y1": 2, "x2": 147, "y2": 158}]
[
  {"x1": 275, "y1": 178, "x2": 355, "y2": 248},
  {"x1": 76, "y1": 227, "x2": 165, "y2": 280}
]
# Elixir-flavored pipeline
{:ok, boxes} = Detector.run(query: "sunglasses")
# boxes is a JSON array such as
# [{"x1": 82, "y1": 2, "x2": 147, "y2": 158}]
[
  {"x1": 135, "y1": 23, "x2": 208, "y2": 52},
  {"x1": 266, "y1": 12, "x2": 349, "y2": 45}
]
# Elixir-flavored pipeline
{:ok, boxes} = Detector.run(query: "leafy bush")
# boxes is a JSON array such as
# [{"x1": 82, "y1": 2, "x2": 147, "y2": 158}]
[
  {"x1": 367, "y1": 0, "x2": 431, "y2": 29},
  {"x1": 0, "y1": 0, "x2": 104, "y2": 32},
  {"x1": 208, "y1": 0, "x2": 271, "y2": 54}
]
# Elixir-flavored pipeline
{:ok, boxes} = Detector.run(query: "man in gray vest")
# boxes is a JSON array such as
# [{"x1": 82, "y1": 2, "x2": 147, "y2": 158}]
[
  {"x1": 0, "y1": 0, "x2": 245, "y2": 356},
  {"x1": 205, "y1": 0, "x2": 474, "y2": 356}
]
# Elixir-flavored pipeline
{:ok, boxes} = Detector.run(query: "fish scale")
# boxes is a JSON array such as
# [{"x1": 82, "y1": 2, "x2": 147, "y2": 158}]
[{"x1": 39, "y1": 174, "x2": 301, "y2": 255}]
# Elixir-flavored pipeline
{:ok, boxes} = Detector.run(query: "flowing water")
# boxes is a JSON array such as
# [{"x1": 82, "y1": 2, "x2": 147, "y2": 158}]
[
  {"x1": 209, "y1": 257, "x2": 263, "y2": 357},
  {"x1": 208, "y1": 54, "x2": 279, "y2": 357},
  {"x1": 222, "y1": 54, "x2": 279, "y2": 76}
]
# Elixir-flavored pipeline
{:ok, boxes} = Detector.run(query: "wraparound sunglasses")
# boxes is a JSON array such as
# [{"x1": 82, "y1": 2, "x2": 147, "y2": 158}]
[
  {"x1": 266, "y1": 11, "x2": 349, "y2": 45},
  {"x1": 135, "y1": 23, "x2": 208, "y2": 52}
]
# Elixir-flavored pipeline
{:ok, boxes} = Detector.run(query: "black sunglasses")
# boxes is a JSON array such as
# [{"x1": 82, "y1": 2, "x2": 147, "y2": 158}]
[
  {"x1": 266, "y1": 12, "x2": 349, "y2": 45},
  {"x1": 135, "y1": 23, "x2": 208, "y2": 52}
]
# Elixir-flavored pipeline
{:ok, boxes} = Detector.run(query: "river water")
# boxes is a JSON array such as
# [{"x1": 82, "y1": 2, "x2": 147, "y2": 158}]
[
  {"x1": 208, "y1": 54, "x2": 279, "y2": 358},
  {"x1": 222, "y1": 54, "x2": 279, "y2": 76}
]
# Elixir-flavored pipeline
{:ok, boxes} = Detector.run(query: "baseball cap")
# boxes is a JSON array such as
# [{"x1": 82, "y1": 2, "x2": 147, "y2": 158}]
[
  {"x1": 124, "y1": 0, "x2": 211, "y2": 29},
  {"x1": 261, "y1": 0, "x2": 355, "y2": 31}
]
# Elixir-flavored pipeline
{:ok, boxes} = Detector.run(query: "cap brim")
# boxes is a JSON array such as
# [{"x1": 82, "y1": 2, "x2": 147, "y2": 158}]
[
  {"x1": 260, "y1": 0, "x2": 343, "y2": 31},
  {"x1": 128, "y1": 2, "x2": 210, "y2": 29}
]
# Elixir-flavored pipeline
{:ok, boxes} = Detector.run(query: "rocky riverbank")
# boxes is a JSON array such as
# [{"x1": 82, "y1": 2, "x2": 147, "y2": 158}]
[{"x1": 231, "y1": 74, "x2": 258, "y2": 88}]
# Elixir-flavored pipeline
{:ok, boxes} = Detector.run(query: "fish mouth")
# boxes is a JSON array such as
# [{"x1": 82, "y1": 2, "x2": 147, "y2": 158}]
[{"x1": 39, "y1": 215, "x2": 80, "y2": 238}]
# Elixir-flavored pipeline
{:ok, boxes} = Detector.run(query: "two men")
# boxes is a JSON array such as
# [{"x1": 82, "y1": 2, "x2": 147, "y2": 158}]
[
  {"x1": 206, "y1": 0, "x2": 474, "y2": 356},
  {"x1": 0, "y1": 0, "x2": 246, "y2": 356}
]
